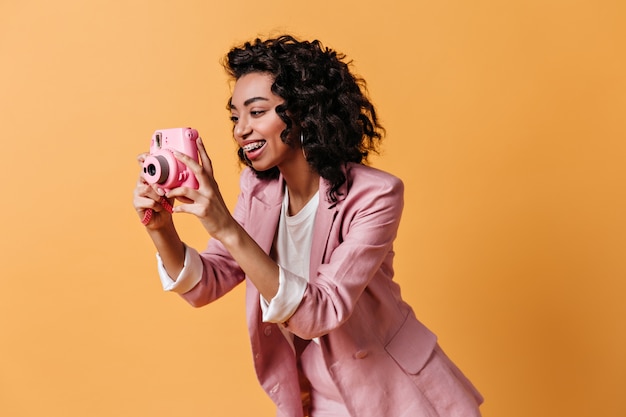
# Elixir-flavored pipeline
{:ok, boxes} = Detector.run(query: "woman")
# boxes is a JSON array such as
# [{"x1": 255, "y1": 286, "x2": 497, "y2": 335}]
[{"x1": 133, "y1": 35, "x2": 483, "y2": 417}]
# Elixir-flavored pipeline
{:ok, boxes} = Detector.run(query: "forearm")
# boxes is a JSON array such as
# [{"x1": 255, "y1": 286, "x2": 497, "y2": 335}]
[
  {"x1": 218, "y1": 222, "x2": 279, "y2": 300},
  {"x1": 147, "y1": 223, "x2": 186, "y2": 280}
]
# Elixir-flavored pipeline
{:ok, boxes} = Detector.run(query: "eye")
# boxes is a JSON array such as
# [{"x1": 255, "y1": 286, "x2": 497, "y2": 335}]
[
  {"x1": 251, "y1": 110, "x2": 266, "y2": 117},
  {"x1": 230, "y1": 115, "x2": 239, "y2": 123}
]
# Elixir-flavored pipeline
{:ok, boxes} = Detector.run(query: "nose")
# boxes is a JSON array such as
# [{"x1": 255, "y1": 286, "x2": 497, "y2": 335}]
[{"x1": 233, "y1": 114, "x2": 252, "y2": 140}]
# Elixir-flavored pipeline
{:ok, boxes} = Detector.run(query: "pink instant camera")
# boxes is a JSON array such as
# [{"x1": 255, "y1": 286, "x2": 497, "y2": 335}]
[{"x1": 142, "y1": 127, "x2": 199, "y2": 192}]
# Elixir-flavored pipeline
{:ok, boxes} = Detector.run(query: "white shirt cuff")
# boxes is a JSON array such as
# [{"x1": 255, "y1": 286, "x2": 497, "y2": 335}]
[
  {"x1": 157, "y1": 245, "x2": 203, "y2": 294},
  {"x1": 260, "y1": 266, "x2": 307, "y2": 323}
]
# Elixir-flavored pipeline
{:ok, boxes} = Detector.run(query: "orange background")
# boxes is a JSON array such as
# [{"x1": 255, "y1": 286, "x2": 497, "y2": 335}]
[{"x1": 1, "y1": 1, "x2": 624, "y2": 416}]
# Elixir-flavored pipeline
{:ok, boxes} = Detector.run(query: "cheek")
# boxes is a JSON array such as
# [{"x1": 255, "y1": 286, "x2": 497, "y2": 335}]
[{"x1": 268, "y1": 120, "x2": 288, "y2": 139}]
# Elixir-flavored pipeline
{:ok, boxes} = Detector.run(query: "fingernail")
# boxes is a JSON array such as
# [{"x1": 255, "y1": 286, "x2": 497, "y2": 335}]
[{"x1": 157, "y1": 188, "x2": 165, "y2": 196}]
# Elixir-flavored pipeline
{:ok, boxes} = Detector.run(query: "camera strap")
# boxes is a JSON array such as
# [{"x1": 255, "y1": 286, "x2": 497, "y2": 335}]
[{"x1": 141, "y1": 198, "x2": 174, "y2": 226}]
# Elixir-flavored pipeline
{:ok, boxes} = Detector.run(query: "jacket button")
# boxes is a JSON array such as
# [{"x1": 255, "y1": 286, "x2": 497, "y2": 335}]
[
  {"x1": 354, "y1": 350, "x2": 369, "y2": 359},
  {"x1": 264, "y1": 326, "x2": 272, "y2": 336}
]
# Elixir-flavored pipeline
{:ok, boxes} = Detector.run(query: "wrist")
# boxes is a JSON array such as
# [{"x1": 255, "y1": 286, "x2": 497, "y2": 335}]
[
  {"x1": 213, "y1": 222, "x2": 244, "y2": 250},
  {"x1": 147, "y1": 221, "x2": 180, "y2": 246}
]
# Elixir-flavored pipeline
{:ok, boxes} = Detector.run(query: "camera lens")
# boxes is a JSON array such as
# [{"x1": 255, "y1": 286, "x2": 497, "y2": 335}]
[
  {"x1": 142, "y1": 155, "x2": 169, "y2": 185},
  {"x1": 147, "y1": 164, "x2": 157, "y2": 176}
]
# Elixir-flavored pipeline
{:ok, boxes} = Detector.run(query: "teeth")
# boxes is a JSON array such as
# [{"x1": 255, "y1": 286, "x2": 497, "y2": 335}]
[{"x1": 243, "y1": 141, "x2": 265, "y2": 152}]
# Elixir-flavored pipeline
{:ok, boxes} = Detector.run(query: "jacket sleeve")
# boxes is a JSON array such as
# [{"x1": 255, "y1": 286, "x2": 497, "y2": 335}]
[
  {"x1": 283, "y1": 171, "x2": 405, "y2": 339},
  {"x1": 178, "y1": 172, "x2": 252, "y2": 308}
]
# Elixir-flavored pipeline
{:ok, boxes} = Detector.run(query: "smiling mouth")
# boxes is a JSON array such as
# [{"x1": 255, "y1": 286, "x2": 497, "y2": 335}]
[{"x1": 242, "y1": 140, "x2": 266, "y2": 152}]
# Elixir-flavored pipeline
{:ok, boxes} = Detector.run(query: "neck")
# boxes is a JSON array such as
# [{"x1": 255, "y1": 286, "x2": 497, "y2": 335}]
[{"x1": 280, "y1": 160, "x2": 320, "y2": 216}]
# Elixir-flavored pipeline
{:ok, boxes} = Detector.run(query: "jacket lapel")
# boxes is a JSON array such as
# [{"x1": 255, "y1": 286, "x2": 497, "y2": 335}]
[
  {"x1": 247, "y1": 179, "x2": 283, "y2": 253},
  {"x1": 309, "y1": 166, "x2": 348, "y2": 276}
]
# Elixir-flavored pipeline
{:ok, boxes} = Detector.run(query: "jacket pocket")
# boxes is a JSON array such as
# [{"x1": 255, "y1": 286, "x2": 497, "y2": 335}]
[{"x1": 384, "y1": 313, "x2": 438, "y2": 374}]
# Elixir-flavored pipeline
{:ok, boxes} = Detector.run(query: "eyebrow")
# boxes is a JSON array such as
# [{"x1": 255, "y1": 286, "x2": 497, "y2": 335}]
[{"x1": 229, "y1": 96, "x2": 269, "y2": 109}]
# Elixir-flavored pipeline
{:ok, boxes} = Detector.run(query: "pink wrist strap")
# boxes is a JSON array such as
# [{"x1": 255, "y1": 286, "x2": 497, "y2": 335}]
[{"x1": 141, "y1": 198, "x2": 174, "y2": 225}]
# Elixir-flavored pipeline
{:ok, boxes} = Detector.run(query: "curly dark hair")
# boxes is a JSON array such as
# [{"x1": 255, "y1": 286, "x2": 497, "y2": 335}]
[{"x1": 223, "y1": 35, "x2": 385, "y2": 201}]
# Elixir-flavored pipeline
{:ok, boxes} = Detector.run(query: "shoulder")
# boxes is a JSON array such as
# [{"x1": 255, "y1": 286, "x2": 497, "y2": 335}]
[
  {"x1": 238, "y1": 167, "x2": 283, "y2": 203},
  {"x1": 327, "y1": 163, "x2": 404, "y2": 217},
  {"x1": 344, "y1": 163, "x2": 404, "y2": 195},
  {"x1": 239, "y1": 167, "x2": 257, "y2": 188}
]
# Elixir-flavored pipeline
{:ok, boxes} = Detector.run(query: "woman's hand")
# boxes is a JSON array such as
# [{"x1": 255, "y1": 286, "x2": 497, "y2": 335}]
[
  {"x1": 165, "y1": 138, "x2": 238, "y2": 241},
  {"x1": 133, "y1": 153, "x2": 175, "y2": 230}
]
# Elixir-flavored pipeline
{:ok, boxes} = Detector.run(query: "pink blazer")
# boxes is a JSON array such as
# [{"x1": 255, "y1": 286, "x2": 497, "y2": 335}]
[{"x1": 181, "y1": 163, "x2": 480, "y2": 417}]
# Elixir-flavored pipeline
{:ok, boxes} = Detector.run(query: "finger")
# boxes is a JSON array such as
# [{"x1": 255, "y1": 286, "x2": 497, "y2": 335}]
[
  {"x1": 137, "y1": 171, "x2": 152, "y2": 187},
  {"x1": 165, "y1": 186, "x2": 190, "y2": 201},
  {"x1": 173, "y1": 149, "x2": 202, "y2": 172},
  {"x1": 196, "y1": 137, "x2": 214, "y2": 175},
  {"x1": 173, "y1": 149, "x2": 213, "y2": 190},
  {"x1": 174, "y1": 196, "x2": 194, "y2": 204},
  {"x1": 134, "y1": 194, "x2": 162, "y2": 213},
  {"x1": 136, "y1": 153, "x2": 150, "y2": 186},
  {"x1": 149, "y1": 183, "x2": 168, "y2": 197},
  {"x1": 137, "y1": 152, "x2": 149, "y2": 165},
  {"x1": 135, "y1": 179, "x2": 162, "y2": 203}
]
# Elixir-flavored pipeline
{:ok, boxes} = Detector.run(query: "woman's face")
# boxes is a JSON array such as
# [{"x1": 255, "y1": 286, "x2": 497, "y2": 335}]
[{"x1": 230, "y1": 72, "x2": 299, "y2": 172}]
